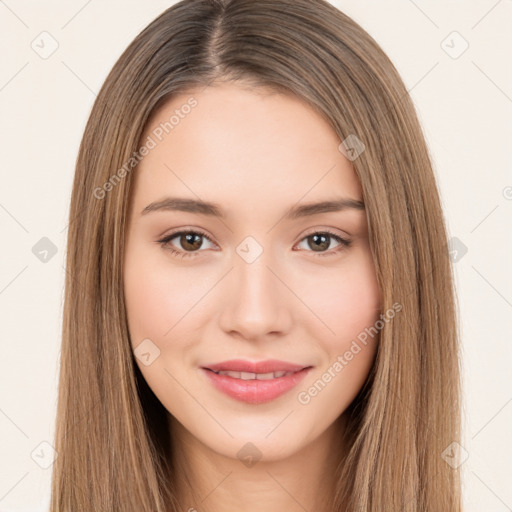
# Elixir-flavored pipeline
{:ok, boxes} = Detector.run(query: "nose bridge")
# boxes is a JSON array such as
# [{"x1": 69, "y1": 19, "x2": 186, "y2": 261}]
[{"x1": 219, "y1": 239, "x2": 291, "y2": 338}]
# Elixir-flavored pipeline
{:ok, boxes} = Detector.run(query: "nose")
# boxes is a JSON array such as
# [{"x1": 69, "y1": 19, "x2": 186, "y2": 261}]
[{"x1": 217, "y1": 249, "x2": 293, "y2": 342}]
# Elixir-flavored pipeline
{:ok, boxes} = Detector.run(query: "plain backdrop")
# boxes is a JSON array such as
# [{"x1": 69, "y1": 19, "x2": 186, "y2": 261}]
[{"x1": 0, "y1": 1, "x2": 511, "y2": 510}]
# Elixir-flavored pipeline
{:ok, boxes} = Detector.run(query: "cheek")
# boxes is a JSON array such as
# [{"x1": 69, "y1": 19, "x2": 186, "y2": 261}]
[
  {"x1": 295, "y1": 251, "x2": 381, "y2": 413},
  {"x1": 123, "y1": 244, "x2": 207, "y2": 346},
  {"x1": 302, "y1": 246, "x2": 381, "y2": 345},
  {"x1": 325, "y1": 250, "x2": 381, "y2": 392},
  {"x1": 123, "y1": 245, "x2": 204, "y2": 418}
]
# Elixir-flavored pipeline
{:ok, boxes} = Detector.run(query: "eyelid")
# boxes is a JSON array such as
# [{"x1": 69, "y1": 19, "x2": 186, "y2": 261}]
[{"x1": 300, "y1": 226, "x2": 351, "y2": 240}]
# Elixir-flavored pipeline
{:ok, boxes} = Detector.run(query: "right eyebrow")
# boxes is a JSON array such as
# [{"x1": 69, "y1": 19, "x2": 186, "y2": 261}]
[{"x1": 141, "y1": 197, "x2": 224, "y2": 217}]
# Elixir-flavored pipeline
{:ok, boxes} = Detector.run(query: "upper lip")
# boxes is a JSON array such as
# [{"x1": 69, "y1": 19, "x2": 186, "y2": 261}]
[{"x1": 202, "y1": 359, "x2": 310, "y2": 374}]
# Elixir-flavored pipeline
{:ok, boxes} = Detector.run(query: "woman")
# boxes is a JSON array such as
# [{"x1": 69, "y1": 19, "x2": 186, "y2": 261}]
[{"x1": 51, "y1": 0, "x2": 463, "y2": 510}]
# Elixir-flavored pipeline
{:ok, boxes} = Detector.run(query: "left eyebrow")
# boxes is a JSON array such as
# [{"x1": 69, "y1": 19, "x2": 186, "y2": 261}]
[
  {"x1": 284, "y1": 198, "x2": 365, "y2": 219},
  {"x1": 140, "y1": 196, "x2": 365, "y2": 219}
]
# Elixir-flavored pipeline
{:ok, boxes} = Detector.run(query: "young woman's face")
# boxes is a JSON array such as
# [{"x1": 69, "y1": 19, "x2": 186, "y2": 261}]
[{"x1": 123, "y1": 82, "x2": 381, "y2": 461}]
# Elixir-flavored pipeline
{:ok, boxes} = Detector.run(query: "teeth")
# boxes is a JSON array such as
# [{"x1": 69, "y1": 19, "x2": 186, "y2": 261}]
[
  {"x1": 218, "y1": 371, "x2": 241, "y2": 378},
  {"x1": 216, "y1": 370, "x2": 295, "y2": 380},
  {"x1": 256, "y1": 372, "x2": 278, "y2": 380}
]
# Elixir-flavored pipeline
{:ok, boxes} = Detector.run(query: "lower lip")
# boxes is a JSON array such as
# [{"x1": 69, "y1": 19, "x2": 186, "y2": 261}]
[{"x1": 201, "y1": 367, "x2": 311, "y2": 404}]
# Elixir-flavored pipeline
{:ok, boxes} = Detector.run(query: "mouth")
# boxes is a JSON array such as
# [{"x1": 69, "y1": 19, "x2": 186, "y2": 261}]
[
  {"x1": 200, "y1": 359, "x2": 313, "y2": 404},
  {"x1": 206, "y1": 369, "x2": 299, "y2": 380}
]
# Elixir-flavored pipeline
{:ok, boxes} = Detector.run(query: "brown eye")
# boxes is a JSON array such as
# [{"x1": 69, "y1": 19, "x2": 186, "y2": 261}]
[
  {"x1": 179, "y1": 232, "x2": 203, "y2": 251},
  {"x1": 157, "y1": 230, "x2": 215, "y2": 258},
  {"x1": 296, "y1": 230, "x2": 352, "y2": 256},
  {"x1": 307, "y1": 233, "x2": 330, "y2": 251}
]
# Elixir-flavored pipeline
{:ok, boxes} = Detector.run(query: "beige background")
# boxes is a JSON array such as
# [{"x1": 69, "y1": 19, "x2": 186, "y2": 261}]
[{"x1": 0, "y1": 0, "x2": 511, "y2": 510}]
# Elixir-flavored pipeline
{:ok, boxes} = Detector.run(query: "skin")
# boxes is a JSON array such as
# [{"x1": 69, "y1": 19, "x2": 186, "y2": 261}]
[{"x1": 123, "y1": 82, "x2": 382, "y2": 512}]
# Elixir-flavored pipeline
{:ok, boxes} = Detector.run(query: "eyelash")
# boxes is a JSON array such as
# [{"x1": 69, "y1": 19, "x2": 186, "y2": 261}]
[{"x1": 157, "y1": 228, "x2": 352, "y2": 259}]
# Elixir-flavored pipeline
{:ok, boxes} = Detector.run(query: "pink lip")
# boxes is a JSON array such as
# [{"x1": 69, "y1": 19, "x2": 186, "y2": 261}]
[
  {"x1": 201, "y1": 359, "x2": 312, "y2": 404},
  {"x1": 203, "y1": 359, "x2": 308, "y2": 373}
]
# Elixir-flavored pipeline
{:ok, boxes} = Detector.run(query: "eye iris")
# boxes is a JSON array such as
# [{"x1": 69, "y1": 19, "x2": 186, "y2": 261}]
[
  {"x1": 181, "y1": 233, "x2": 202, "y2": 251},
  {"x1": 309, "y1": 233, "x2": 329, "y2": 251}
]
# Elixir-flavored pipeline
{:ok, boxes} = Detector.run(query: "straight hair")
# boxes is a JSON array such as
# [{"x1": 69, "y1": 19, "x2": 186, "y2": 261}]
[{"x1": 51, "y1": 0, "x2": 463, "y2": 510}]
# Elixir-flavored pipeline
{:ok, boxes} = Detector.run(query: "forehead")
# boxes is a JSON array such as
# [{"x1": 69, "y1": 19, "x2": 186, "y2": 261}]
[{"x1": 132, "y1": 83, "x2": 362, "y2": 216}]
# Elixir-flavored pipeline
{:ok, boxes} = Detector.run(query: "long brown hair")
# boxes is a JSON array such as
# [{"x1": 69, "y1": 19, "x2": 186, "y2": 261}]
[{"x1": 51, "y1": 0, "x2": 463, "y2": 510}]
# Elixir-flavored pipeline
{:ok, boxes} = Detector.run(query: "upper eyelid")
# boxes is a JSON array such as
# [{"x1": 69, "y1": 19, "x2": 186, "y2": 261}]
[
  {"x1": 160, "y1": 227, "x2": 348, "y2": 239},
  {"x1": 158, "y1": 227, "x2": 212, "y2": 239}
]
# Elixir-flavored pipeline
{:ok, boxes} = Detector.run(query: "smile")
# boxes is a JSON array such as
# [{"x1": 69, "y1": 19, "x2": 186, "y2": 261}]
[{"x1": 201, "y1": 365, "x2": 312, "y2": 404}]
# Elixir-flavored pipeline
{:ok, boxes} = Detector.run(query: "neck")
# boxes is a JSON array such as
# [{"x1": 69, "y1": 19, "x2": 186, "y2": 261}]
[{"x1": 168, "y1": 414, "x2": 348, "y2": 512}]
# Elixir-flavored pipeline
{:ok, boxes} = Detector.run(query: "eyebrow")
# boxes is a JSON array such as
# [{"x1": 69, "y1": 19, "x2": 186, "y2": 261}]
[{"x1": 140, "y1": 196, "x2": 365, "y2": 219}]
